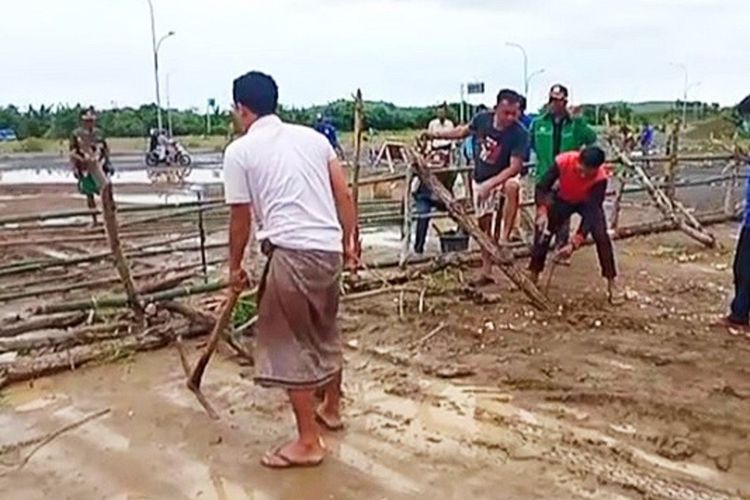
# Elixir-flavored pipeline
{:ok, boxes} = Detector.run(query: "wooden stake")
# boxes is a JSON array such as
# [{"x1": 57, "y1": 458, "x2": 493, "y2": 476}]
[{"x1": 88, "y1": 162, "x2": 145, "y2": 324}]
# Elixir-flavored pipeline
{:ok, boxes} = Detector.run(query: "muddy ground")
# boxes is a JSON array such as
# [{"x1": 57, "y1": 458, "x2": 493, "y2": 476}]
[
  {"x1": 0, "y1": 218, "x2": 748, "y2": 499},
  {"x1": 0, "y1": 154, "x2": 748, "y2": 499}
]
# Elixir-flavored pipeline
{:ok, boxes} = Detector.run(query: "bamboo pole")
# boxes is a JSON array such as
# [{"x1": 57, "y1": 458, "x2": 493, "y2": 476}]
[
  {"x1": 0, "y1": 261, "x2": 216, "y2": 303},
  {"x1": 665, "y1": 121, "x2": 680, "y2": 201},
  {"x1": 0, "y1": 242, "x2": 227, "y2": 279},
  {"x1": 352, "y1": 89, "x2": 364, "y2": 207},
  {"x1": 33, "y1": 280, "x2": 227, "y2": 315},
  {"x1": 0, "y1": 312, "x2": 87, "y2": 338},
  {"x1": 2, "y1": 322, "x2": 210, "y2": 387},
  {"x1": 0, "y1": 229, "x2": 196, "y2": 249},
  {"x1": 0, "y1": 198, "x2": 224, "y2": 227},
  {"x1": 87, "y1": 161, "x2": 145, "y2": 324},
  {"x1": 399, "y1": 164, "x2": 414, "y2": 268},
  {"x1": 407, "y1": 147, "x2": 553, "y2": 312},
  {"x1": 0, "y1": 321, "x2": 134, "y2": 353},
  {"x1": 610, "y1": 143, "x2": 716, "y2": 248}
]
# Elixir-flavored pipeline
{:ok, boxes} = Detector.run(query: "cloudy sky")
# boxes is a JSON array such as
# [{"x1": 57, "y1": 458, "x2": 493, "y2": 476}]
[{"x1": 2, "y1": 0, "x2": 747, "y2": 111}]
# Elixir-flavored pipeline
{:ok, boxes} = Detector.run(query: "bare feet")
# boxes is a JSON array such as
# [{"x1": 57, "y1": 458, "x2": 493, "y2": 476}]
[
  {"x1": 261, "y1": 437, "x2": 326, "y2": 469},
  {"x1": 316, "y1": 404, "x2": 344, "y2": 431},
  {"x1": 716, "y1": 316, "x2": 750, "y2": 337}
]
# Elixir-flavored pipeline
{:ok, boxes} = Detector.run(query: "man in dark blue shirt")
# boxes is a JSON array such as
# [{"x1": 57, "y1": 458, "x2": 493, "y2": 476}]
[
  {"x1": 314, "y1": 114, "x2": 344, "y2": 159},
  {"x1": 425, "y1": 89, "x2": 528, "y2": 285},
  {"x1": 722, "y1": 161, "x2": 750, "y2": 330}
]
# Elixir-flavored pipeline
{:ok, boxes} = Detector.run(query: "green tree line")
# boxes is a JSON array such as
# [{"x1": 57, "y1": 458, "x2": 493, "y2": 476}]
[
  {"x1": 0, "y1": 100, "x2": 471, "y2": 140},
  {"x1": 0, "y1": 99, "x2": 732, "y2": 141}
]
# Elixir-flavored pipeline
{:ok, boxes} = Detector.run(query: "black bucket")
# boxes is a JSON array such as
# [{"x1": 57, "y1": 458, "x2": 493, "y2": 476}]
[{"x1": 439, "y1": 230, "x2": 470, "y2": 253}]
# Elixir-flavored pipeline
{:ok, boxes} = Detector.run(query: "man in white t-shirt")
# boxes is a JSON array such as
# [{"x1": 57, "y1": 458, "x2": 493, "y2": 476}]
[
  {"x1": 427, "y1": 103, "x2": 455, "y2": 151},
  {"x1": 224, "y1": 71, "x2": 358, "y2": 469}
]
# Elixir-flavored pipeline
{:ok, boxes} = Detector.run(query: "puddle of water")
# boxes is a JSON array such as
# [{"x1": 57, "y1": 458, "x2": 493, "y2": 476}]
[{"x1": 0, "y1": 168, "x2": 223, "y2": 186}]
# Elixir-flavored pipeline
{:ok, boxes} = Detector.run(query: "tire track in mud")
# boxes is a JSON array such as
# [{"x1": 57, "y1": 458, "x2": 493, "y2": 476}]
[{"x1": 357, "y1": 347, "x2": 745, "y2": 499}]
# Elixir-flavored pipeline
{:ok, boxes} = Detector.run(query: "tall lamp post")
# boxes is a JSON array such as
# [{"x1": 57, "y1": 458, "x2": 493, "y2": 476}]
[
  {"x1": 526, "y1": 68, "x2": 545, "y2": 107},
  {"x1": 670, "y1": 62, "x2": 696, "y2": 125},
  {"x1": 147, "y1": 0, "x2": 175, "y2": 132},
  {"x1": 506, "y1": 41, "x2": 528, "y2": 96}
]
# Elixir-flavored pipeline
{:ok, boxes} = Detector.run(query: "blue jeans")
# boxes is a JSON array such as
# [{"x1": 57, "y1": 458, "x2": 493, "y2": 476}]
[
  {"x1": 413, "y1": 195, "x2": 435, "y2": 254},
  {"x1": 730, "y1": 227, "x2": 750, "y2": 324}
]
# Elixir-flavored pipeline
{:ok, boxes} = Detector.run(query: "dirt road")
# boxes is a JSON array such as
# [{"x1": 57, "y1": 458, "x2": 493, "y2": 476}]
[{"x1": 1, "y1": 223, "x2": 749, "y2": 499}]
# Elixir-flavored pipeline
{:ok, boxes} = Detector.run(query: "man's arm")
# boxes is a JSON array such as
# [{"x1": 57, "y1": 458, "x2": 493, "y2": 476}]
[
  {"x1": 228, "y1": 204, "x2": 252, "y2": 272},
  {"x1": 427, "y1": 123, "x2": 471, "y2": 141},
  {"x1": 329, "y1": 157, "x2": 358, "y2": 261},
  {"x1": 578, "y1": 119, "x2": 598, "y2": 146},
  {"x1": 68, "y1": 135, "x2": 84, "y2": 164},
  {"x1": 481, "y1": 154, "x2": 524, "y2": 193},
  {"x1": 223, "y1": 144, "x2": 253, "y2": 289}
]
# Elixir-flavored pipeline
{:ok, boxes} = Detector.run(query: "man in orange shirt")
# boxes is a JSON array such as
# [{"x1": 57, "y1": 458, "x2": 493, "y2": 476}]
[{"x1": 529, "y1": 146, "x2": 623, "y2": 304}]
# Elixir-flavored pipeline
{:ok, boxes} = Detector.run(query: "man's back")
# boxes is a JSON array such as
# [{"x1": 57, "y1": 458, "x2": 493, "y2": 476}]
[{"x1": 223, "y1": 115, "x2": 342, "y2": 253}]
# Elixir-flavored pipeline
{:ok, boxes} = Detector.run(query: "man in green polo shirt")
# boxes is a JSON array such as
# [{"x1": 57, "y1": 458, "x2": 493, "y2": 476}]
[{"x1": 530, "y1": 84, "x2": 597, "y2": 251}]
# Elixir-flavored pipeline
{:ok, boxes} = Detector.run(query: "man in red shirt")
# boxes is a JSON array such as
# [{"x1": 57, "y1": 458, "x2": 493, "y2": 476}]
[{"x1": 529, "y1": 146, "x2": 623, "y2": 304}]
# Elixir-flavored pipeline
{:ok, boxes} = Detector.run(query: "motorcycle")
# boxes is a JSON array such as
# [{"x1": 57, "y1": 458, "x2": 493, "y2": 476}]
[{"x1": 145, "y1": 140, "x2": 192, "y2": 167}]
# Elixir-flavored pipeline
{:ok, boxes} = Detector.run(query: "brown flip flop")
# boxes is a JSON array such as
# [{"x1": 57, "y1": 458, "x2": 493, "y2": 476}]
[{"x1": 260, "y1": 444, "x2": 325, "y2": 469}]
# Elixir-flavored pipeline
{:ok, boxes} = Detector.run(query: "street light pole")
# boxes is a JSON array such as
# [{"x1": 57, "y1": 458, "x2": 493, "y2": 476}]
[
  {"x1": 147, "y1": 0, "x2": 174, "y2": 133},
  {"x1": 506, "y1": 42, "x2": 528, "y2": 96},
  {"x1": 525, "y1": 68, "x2": 545, "y2": 107},
  {"x1": 670, "y1": 62, "x2": 689, "y2": 125}
]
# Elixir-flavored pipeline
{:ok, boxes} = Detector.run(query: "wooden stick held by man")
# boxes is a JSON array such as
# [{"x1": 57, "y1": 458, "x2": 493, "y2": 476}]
[{"x1": 224, "y1": 71, "x2": 358, "y2": 469}]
